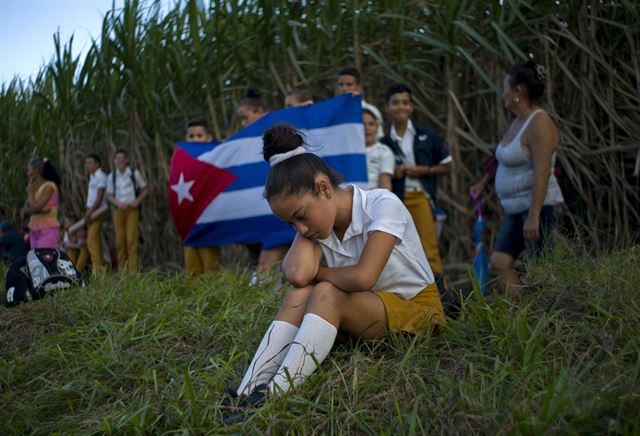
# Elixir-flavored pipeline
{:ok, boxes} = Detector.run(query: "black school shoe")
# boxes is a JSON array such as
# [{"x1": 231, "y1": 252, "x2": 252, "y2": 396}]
[{"x1": 222, "y1": 383, "x2": 270, "y2": 426}]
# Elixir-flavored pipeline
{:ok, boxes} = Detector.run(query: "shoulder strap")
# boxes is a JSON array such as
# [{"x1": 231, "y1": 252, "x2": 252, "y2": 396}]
[
  {"x1": 518, "y1": 109, "x2": 545, "y2": 138},
  {"x1": 112, "y1": 171, "x2": 117, "y2": 196},
  {"x1": 130, "y1": 168, "x2": 138, "y2": 196}
]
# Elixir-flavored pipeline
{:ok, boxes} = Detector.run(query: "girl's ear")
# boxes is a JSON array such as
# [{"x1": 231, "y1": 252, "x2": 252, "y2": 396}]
[{"x1": 315, "y1": 175, "x2": 333, "y2": 199}]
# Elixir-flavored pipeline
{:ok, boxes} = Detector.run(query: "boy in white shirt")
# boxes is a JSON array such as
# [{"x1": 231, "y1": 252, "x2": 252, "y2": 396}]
[
  {"x1": 106, "y1": 149, "x2": 149, "y2": 272},
  {"x1": 84, "y1": 153, "x2": 107, "y2": 272}
]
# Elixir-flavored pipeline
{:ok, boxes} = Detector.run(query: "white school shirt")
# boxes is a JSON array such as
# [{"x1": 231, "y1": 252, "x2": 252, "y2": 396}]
[
  {"x1": 316, "y1": 185, "x2": 434, "y2": 299},
  {"x1": 365, "y1": 142, "x2": 395, "y2": 189},
  {"x1": 106, "y1": 167, "x2": 147, "y2": 203},
  {"x1": 86, "y1": 168, "x2": 107, "y2": 208},
  {"x1": 390, "y1": 120, "x2": 453, "y2": 193}
]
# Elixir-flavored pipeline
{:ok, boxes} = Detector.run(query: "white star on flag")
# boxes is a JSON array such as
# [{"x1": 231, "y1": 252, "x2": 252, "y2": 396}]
[{"x1": 171, "y1": 172, "x2": 195, "y2": 205}]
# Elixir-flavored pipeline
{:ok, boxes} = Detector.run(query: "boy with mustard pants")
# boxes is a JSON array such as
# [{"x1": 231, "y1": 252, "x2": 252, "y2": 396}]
[
  {"x1": 182, "y1": 117, "x2": 221, "y2": 275},
  {"x1": 380, "y1": 83, "x2": 452, "y2": 276},
  {"x1": 107, "y1": 149, "x2": 149, "y2": 272}
]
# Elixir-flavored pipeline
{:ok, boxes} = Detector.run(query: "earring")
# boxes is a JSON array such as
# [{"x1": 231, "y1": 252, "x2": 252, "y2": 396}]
[{"x1": 515, "y1": 96, "x2": 520, "y2": 104}]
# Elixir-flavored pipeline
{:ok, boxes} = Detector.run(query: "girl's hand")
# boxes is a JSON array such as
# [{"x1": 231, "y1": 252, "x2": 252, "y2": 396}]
[{"x1": 523, "y1": 214, "x2": 540, "y2": 241}]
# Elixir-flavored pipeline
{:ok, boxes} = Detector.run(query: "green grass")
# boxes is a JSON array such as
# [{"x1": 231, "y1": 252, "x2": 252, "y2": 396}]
[{"x1": 1, "y1": 246, "x2": 639, "y2": 434}]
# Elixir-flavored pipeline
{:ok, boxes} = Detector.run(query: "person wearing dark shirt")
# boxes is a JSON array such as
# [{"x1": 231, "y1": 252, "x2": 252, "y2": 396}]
[{"x1": 0, "y1": 220, "x2": 27, "y2": 263}]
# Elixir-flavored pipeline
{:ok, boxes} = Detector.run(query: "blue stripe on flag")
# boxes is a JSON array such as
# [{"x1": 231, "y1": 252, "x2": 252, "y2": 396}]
[
  {"x1": 186, "y1": 215, "x2": 295, "y2": 248},
  {"x1": 177, "y1": 141, "x2": 221, "y2": 159},
  {"x1": 223, "y1": 153, "x2": 367, "y2": 192},
  {"x1": 229, "y1": 94, "x2": 362, "y2": 140}
]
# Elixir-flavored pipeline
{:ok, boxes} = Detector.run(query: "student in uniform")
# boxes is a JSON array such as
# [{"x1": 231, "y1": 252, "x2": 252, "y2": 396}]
[
  {"x1": 84, "y1": 153, "x2": 107, "y2": 272},
  {"x1": 106, "y1": 149, "x2": 149, "y2": 272},
  {"x1": 222, "y1": 125, "x2": 445, "y2": 424},
  {"x1": 182, "y1": 117, "x2": 221, "y2": 275},
  {"x1": 380, "y1": 83, "x2": 452, "y2": 277}
]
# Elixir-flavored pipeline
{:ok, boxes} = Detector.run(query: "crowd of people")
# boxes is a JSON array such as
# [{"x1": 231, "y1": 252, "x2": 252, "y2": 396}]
[
  {"x1": 0, "y1": 59, "x2": 564, "y2": 423},
  {"x1": 1, "y1": 150, "x2": 149, "y2": 275},
  {"x1": 1, "y1": 61, "x2": 562, "y2": 296}
]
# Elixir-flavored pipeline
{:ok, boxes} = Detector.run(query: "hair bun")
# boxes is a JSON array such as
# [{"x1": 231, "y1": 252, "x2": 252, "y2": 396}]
[
  {"x1": 262, "y1": 124, "x2": 305, "y2": 162},
  {"x1": 246, "y1": 87, "x2": 261, "y2": 99}
]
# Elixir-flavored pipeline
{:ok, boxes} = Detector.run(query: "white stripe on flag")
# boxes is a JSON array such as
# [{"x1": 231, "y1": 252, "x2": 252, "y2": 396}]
[
  {"x1": 197, "y1": 123, "x2": 365, "y2": 168},
  {"x1": 196, "y1": 187, "x2": 272, "y2": 224}
]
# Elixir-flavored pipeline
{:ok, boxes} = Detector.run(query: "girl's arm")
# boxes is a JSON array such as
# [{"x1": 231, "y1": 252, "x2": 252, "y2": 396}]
[
  {"x1": 282, "y1": 233, "x2": 324, "y2": 288},
  {"x1": 315, "y1": 230, "x2": 396, "y2": 292},
  {"x1": 523, "y1": 114, "x2": 557, "y2": 240},
  {"x1": 28, "y1": 184, "x2": 54, "y2": 213}
]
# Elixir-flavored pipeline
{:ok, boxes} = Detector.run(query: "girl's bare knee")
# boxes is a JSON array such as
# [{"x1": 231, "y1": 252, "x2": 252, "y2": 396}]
[{"x1": 310, "y1": 281, "x2": 342, "y2": 307}]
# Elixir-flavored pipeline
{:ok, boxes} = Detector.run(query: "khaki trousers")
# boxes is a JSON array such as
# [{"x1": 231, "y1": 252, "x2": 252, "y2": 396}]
[
  {"x1": 403, "y1": 191, "x2": 443, "y2": 274},
  {"x1": 113, "y1": 207, "x2": 139, "y2": 272},
  {"x1": 67, "y1": 247, "x2": 89, "y2": 272},
  {"x1": 184, "y1": 246, "x2": 220, "y2": 275},
  {"x1": 86, "y1": 216, "x2": 104, "y2": 272}
]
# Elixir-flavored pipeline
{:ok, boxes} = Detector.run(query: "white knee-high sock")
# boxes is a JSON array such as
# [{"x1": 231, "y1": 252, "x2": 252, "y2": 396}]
[
  {"x1": 270, "y1": 313, "x2": 338, "y2": 394},
  {"x1": 236, "y1": 320, "x2": 299, "y2": 395}
]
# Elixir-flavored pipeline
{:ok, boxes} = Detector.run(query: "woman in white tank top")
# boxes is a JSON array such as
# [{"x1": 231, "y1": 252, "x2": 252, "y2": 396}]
[{"x1": 470, "y1": 60, "x2": 564, "y2": 297}]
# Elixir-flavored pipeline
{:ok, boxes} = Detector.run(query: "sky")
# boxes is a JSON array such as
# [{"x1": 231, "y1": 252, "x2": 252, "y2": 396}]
[{"x1": 0, "y1": 0, "x2": 127, "y2": 84}]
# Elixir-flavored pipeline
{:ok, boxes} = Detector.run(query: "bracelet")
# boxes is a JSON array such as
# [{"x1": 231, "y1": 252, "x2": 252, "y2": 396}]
[{"x1": 430, "y1": 166, "x2": 436, "y2": 176}]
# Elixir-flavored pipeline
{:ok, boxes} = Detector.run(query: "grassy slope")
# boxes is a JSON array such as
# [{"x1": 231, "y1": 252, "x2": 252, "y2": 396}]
[{"x1": 1, "y1": 247, "x2": 639, "y2": 434}]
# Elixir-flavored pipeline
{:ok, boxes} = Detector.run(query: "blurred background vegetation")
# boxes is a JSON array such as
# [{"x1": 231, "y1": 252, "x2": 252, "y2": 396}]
[{"x1": 0, "y1": 0, "x2": 638, "y2": 269}]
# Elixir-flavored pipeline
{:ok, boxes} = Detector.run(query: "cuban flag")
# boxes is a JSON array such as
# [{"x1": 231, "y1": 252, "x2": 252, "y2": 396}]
[{"x1": 168, "y1": 94, "x2": 368, "y2": 249}]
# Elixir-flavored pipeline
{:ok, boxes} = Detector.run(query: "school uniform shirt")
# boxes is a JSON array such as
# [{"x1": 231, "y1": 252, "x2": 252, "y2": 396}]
[
  {"x1": 86, "y1": 168, "x2": 108, "y2": 208},
  {"x1": 365, "y1": 142, "x2": 395, "y2": 189},
  {"x1": 106, "y1": 167, "x2": 147, "y2": 203},
  {"x1": 390, "y1": 120, "x2": 453, "y2": 195},
  {"x1": 316, "y1": 185, "x2": 434, "y2": 300}
]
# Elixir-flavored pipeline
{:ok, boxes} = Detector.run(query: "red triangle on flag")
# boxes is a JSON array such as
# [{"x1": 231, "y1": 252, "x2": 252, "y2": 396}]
[{"x1": 168, "y1": 146, "x2": 237, "y2": 241}]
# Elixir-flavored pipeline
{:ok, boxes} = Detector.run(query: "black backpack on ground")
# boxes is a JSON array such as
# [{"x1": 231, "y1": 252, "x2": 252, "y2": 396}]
[{"x1": 4, "y1": 248, "x2": 84, "y2": 308}]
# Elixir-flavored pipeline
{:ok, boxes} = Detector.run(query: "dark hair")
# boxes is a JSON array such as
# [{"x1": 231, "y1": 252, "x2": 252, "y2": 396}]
[
  {"x1": 114, "y1": 148, "x2": 128, "y2": 158},
  {"x1": 187, "y1": 117, "x2": 212, "y2": 134},
  {"x1": 262, "y1": 124, "x2": 342, "y2": 201},
  {"x1": 385, "y1": 83, "x2": 413, "y2": 104},
  {"x1": 29, "y1": 156, "x2": 61, "y2": 189},
  {"x1": 508, "y1": 60, "x2": 545, "y2": 103},
  {"x1": 338, "y1": 67, "x2": 361, "y2": 83},
  {"x1": 238, "y1": 88, "x2": 268, "y2": 112},
  {"x1": 86, "y1": 153, "x2": 101, "y2": 166},
  {"x1": 362, "y1": 108, "x2": 377, "y2": 119}
]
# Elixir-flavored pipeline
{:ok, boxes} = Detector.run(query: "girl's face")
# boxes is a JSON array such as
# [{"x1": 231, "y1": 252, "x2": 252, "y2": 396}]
[
  {"x1": 237, "y1": 105, "x2": 266, "y2": 127},
  {"x1": 27, "y1": 164, "x2": 37, "y2": 179},
  {"x1": 363, "y1": 112, "x2": 378, "y2": 146},
  {"x1": 269, "y1": 182, "x2": 336, "y2": 241}
]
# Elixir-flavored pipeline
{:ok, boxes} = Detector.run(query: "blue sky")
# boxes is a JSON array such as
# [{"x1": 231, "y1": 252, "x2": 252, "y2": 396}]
[{"x1": 0, "y1": 0, "x2": 126, "y2": 84}]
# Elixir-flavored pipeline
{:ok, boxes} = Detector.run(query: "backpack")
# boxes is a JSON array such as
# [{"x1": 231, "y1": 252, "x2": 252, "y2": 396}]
[{"x1": 4, "y1": 248, "x2": 84, "y2": 307}]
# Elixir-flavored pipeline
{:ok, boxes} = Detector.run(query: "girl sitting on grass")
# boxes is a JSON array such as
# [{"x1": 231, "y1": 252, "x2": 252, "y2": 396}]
[{"x1": 223, "y1": 124, "x2": 445, "y2": 423}]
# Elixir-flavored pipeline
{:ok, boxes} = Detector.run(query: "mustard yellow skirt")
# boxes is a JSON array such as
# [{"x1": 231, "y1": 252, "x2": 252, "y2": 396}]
[{"x1": 377, "y1": 282, "x2": 446, "y2": 334}]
